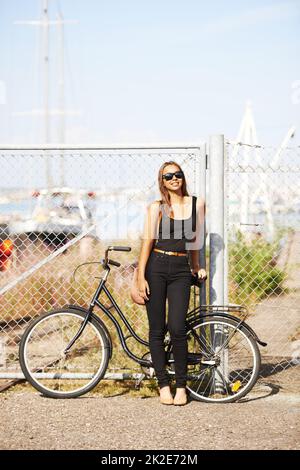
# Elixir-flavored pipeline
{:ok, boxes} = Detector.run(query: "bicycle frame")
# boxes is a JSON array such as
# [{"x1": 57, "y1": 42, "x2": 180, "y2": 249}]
[
  {"x1": 64, "y1": 268, "x2": 153, "y2": 368},
  {"x1": 63, "y1": 259, "x2": 267, "y2": 373}
]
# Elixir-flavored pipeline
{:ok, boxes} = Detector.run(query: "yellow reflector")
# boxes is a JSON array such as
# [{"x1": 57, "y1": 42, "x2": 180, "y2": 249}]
[{"x1": 231, "y1": 380, "x2": 242, "y2": 392}]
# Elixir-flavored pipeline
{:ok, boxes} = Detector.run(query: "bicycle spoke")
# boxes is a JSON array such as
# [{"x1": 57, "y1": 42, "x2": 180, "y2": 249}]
[
  {"x1": 21, "y1": 311, "x2": 108, "y2": 397},
  {"x1": 191, "y1": 367, "x2": 210, "y2": 392},
  {"x1": 214, "y1": 367, "x2": 229, "y2": 395},
  {"x1": 188, "y1": 329, "x2": 215, "y2": 357},
  {"x1": 212, "y1": 326, "x2": 242, "y2": 355}
]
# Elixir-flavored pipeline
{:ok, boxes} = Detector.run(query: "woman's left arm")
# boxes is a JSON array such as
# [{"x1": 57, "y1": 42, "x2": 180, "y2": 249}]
[{"x1": 189, "y1": 197, "x2": 206, "y2": 273}]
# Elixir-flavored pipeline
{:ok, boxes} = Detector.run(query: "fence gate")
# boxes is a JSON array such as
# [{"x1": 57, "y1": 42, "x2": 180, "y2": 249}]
[{"x1": 0, "y1": 145, "x2": 206, "y2": 382}]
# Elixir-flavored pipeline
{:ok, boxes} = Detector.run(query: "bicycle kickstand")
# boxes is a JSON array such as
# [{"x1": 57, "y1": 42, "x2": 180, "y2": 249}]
[{"x1": 134, "y1": 373, "x2": 145, "y2": 390}]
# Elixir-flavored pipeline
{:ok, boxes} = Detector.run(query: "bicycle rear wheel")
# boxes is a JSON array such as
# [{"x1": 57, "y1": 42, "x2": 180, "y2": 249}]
[
  {"x1": 186, "y1": 317, "x2": 261, "y2": 403},
  {"x1": 19, "y1": 308, "x2": 110, "y2": 398}
]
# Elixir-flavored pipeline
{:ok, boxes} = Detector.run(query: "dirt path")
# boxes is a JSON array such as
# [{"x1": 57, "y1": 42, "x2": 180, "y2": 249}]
[{"x1": 0, "y1": 389, "x2": 299, "y2": 450}]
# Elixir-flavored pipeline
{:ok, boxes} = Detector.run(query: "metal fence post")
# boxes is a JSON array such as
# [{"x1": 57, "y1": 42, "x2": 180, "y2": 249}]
[
  {"x1": 224, "y1": 142, "x2": 229, "y2": 304},
  {"x1": 199, "y1": 143, "x2": 207, "y2": 306},
  {"x1": 209, "y1": 135, "x2": 225, "y2": 305},
  {"x1": 208, "y1": 135, "x2": 227, "y2": 393}
]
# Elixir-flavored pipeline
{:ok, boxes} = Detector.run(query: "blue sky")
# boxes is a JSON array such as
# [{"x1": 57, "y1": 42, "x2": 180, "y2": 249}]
[{"x1": 0, "y1": 0, "x2": 299, "y2": 146}]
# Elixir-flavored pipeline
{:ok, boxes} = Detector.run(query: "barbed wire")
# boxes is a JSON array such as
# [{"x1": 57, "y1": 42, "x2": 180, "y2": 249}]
[{"x1": 226, "y1": 140, "x2": 300, "y2": 150}]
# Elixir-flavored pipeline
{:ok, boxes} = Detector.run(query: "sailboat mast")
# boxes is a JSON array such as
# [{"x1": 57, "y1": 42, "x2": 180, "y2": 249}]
[
  {"x1": 42, "y1": 0, "x2": 52, "y2": 188},
  {"x1": 57, "y1": 11, "x2": 65, "y2": 186}
]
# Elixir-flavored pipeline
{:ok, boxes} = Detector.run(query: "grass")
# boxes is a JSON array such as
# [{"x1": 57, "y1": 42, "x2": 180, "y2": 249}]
[
  {"x1": 1, "y1": 378, "x2": 160, "y2": 398},
  {"x1": 228, "y1": 227, "x2": 288, "y2": 309}
]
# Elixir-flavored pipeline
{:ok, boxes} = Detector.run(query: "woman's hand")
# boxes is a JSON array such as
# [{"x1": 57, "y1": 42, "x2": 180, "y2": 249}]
[
  {"x1": 137, "y1": 276, "x2": 150, "y2": 301},
  {"x1": 191, "y1": 267, "x2": 207, "y2": 281}
]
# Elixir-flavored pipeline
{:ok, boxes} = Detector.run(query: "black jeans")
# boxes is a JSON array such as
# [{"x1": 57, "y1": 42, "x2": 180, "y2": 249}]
[{"x1": 144, "y1": 250, "x2": 192, "y2": 389}]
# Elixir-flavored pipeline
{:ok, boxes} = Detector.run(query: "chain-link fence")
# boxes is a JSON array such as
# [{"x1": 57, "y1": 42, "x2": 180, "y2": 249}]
[
  {"x1": 0, "y1": 141, "x2": 299, "y2": 393},
  {"x1": 0, "y1": 146, "x2": 204, "y2": 381},
  {"x1": 225, "y1": 141, "x2": 300, "y2": 391}
]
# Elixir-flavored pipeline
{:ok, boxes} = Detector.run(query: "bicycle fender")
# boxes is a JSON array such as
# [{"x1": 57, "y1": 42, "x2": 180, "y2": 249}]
[
  {"x1": 188, "y1": 312, "x2": 267, "y2": 347},
  {"x1": 66, "y1": 304, "x2": 113, "y2": 358}
]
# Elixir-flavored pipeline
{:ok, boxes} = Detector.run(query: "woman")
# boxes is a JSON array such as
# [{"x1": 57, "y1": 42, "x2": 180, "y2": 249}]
[{"x1": 137, "y1": 161, "x2": 206, "y2": 406}]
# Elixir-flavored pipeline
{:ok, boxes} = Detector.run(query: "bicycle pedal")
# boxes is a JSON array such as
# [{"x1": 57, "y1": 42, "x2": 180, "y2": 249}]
[{"x1": 134, "y1": 374, "x2": 145, "y2": 390}]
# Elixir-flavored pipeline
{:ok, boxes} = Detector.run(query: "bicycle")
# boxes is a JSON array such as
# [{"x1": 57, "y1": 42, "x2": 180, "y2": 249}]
[{"x1": 19, "y1": 245, "x2": 267, "y2": 402}]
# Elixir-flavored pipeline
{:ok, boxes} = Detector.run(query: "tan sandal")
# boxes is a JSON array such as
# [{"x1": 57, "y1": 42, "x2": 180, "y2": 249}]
[
  {"x1": 159, "y1": 386, "x2": 174, "y2": 405},
  {"x1": 174, "y1": 388, "x2": 187, "y2": 406}
]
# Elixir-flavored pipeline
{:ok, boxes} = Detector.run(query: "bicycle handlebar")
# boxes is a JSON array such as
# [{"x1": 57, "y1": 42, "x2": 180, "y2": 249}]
[
  {"x1": 108, "y1": 259, "x2": 121, "y2": 267},
  {"x1": 108, "y1": 246, "x2": 131, "y2": 252},
  {"x1": 102, "y1": 245, "x2": 131, "y2": 270}
]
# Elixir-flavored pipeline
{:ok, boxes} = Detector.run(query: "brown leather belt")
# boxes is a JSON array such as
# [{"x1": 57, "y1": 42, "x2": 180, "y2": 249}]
[{"x1": 153, "y1": 248, "x2": 188, "y2": 257}]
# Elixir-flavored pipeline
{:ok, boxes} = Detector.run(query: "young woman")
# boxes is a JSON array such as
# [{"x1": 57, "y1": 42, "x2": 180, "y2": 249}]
[{"x1": 137, "y1": 161, "x2": 206, "y2": 406}]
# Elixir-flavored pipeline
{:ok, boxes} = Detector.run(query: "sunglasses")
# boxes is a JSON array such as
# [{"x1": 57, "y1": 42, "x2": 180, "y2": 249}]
[{"x1": 162, "y1": 171, "x2": 184, "y2": 181}]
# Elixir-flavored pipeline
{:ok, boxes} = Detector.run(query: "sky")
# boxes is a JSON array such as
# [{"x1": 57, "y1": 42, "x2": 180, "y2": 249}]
[{"x1": 0, "y1": 0, "x2": 300, "y2": 147}]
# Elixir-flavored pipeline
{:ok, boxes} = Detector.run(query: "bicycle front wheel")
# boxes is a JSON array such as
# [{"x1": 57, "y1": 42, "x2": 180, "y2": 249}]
[
  {"x1": 186, "y1": 317, "x2": 261, "y2": 403},
  {"x1": 19, "y1": 308, "x2": 110, "y2": 398}
]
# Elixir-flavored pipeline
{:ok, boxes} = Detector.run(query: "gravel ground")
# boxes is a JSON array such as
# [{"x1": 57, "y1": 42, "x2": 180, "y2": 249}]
[{"x1": 1, "y1": 388, "x2": 299, "y2": 450}]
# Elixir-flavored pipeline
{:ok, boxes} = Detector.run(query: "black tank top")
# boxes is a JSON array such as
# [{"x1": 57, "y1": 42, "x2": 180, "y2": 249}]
[{"x1": 154, "y1": 196, "x2": 197, "y2": 253}]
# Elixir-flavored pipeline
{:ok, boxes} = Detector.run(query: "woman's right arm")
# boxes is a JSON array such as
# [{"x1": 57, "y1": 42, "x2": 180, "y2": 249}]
[{"x1": 137, "y1": 201, "x2": 160, "y2": 299}]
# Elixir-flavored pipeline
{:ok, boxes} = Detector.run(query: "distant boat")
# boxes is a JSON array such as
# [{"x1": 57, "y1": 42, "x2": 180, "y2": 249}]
[{"x1": 9, "y1": 187, "x2": 95, "y2": 246}]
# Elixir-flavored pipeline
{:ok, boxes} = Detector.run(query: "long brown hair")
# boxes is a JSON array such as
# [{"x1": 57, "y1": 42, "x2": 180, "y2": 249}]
[{"x1": 157, "y1": 161, "x2": 189, "y2": 218}]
